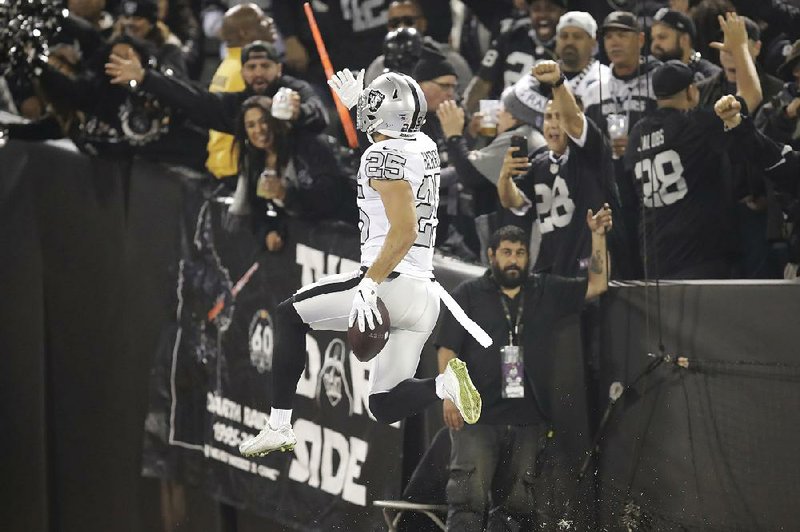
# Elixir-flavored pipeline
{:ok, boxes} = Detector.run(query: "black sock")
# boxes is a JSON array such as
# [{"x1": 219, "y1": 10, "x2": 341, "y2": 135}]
[
  {"x1": 369, "y1": 378, "x2": 438, "y2": 424},
  {"x1": 271, "y1": 297, "x2": 309, "y2": 409}
]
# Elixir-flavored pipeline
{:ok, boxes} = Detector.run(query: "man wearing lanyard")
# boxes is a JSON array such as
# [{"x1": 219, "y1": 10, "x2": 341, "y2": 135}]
[{"x1": 435, "y1": 218, "x2": 611, "y2": 530}]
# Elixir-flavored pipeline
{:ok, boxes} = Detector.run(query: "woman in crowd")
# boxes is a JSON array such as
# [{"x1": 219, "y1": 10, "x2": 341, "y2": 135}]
[{"x1": 230, "y1": 96, "x2": 357, "y2": 252}]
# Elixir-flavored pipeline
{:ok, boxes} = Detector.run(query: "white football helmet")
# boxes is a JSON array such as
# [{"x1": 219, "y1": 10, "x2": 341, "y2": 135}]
[{"x1": 356, "y1": 72, "x2": 427, "y2": 140}]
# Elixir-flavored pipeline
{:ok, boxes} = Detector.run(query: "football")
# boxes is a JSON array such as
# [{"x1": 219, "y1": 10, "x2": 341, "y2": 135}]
[{"x1": 348, "y1": 298, "x2": 391, "y2": 362}]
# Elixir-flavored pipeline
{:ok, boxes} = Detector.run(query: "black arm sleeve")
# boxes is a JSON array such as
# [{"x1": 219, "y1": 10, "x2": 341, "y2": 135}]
[
  {"x1": 728, "y1": 117, "x2": 799, "y2": 190},
  {"x1": 282, "y1": 76, "x2": 329, "y2": 134},
  {"x1": 754, "y1": 89, "x2": 797, "y2": 145},
  {"x1": 139, "y1": 70, "x2": 236, "y2": 132},
  {"x1": 38, "y1": 66, "x2": 97, "y2": 112},
  {"x1": 572, "y1": 116, "x2": 608, "y2": 164},
  {"x1": 445, "y1": 135, "x2": 491, "y2": 188}
]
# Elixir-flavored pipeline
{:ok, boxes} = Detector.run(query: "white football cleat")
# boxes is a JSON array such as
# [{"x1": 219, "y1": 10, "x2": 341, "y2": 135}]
[
  {"x1": 239, "y1": 424, "x2": 296, "y2": 457},
  {"x1": 442, "y1": 358, "x2": 482, "y2": 424}
]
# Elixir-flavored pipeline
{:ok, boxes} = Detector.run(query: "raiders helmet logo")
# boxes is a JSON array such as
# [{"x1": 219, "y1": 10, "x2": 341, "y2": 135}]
[{"x1": 366, "y1": 89, "x2": 385, "y2": 113}]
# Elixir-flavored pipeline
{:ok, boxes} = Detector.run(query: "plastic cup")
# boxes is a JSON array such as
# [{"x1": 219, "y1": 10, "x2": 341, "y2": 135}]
[
  {"x1": 479, "y1": 100, "x2": 501, "y2": 137},
  {"x1": 271, "y1": 88, "x2": 294, "y2": 121}
]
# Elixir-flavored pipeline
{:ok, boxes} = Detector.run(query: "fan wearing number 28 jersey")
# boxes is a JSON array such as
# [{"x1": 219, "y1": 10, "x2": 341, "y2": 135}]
[
  {"x1": 512, "y1": 107, "x2": 608, "y2": 276},
  {"x1": 499, "y1": 60, "x2": 611, "y2": 277},
  {"x1": 624, "y1": 60, "x2": 739, "y2": 279},
  {"x1": 238, "y1": 70, "x2": 490, "y2": 459}
]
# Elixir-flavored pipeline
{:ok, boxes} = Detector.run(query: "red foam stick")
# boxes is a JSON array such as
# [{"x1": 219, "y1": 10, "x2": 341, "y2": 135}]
[{"x1": 303, "y1": 2, "x2": 359, "y2": 149}]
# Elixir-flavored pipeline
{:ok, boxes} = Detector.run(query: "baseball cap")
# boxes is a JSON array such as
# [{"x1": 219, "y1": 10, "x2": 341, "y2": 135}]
[
  {"x1": 601, "y1": 11, "x2": 641, "y2": 33},
  {"x1": 241, "y1": 40, "x2": 281, "y2": 64},
  {"x1": 652, "y1": 60, "x2": 695, "y2": 98},
  {"x1": 652, "y1": 8, "x2": 696, "y2": 42},
  {"x1": 118, "y1": 0, "x2": 158, "y2": 24},
  {"x1": 412, "y1": 44, "x2": 457, "y2": 83},
  {"x1": 556, "y1": 11, "x2": 598, "y2": 40}
]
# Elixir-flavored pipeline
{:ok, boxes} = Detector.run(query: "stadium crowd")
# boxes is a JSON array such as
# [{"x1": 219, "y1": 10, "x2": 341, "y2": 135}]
[
  {"x1": 2, "y1": 0, "x2": 800, "y2": 528},
  {"x1": 2, "y1": 0, "x2": 799, "y2": 278}
]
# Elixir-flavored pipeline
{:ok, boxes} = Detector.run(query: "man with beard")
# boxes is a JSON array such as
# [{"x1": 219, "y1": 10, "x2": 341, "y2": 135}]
[
  {"x1": 463, "y1": 0, "x2": 566, "y2": 114},
  {"x1": 105, "y1": 40, "x2": 328, "y2": 137},
  {"x1": 498, "y1": 61, "x2": 613, "y2": 277},
  {"x1": 436, "y1": 220, "x2": 611, "y2": 530},
  {"x1": 206, "y1": 3, "x2": 276, "y2": 179},
  {"x1": 492, "y1": 11, "x2": 611, "y2": 132},
  {"x1": 650, "y1": 7, "x2": 721, "y2": 82}
]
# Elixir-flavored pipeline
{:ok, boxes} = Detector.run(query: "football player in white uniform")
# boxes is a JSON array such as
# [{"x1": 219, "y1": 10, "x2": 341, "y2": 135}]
[{"x1": 240, "y1": 70, "x2": 491, "y2": 457}]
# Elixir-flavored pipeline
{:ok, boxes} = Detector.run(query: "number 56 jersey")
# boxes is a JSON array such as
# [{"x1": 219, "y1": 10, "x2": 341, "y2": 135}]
[{"x1": 357, "y1": 133, "x2": 441, "y2": 277}]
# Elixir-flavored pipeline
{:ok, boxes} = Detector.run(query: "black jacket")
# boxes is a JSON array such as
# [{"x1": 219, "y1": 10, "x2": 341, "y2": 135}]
[
  {"x1": 32, "y1": 62, "x2": 207, "y2": 169},
  {"x1": 139, "y1": 71, "x2": 328, "y2": 135},
  {"x1": 241, "y1": 131, "x2": 357, "y2": 245},
  {"x1": 698, "y1": 69, "x2": 786, "y2": 199},
  {"x1": 755, "y1": 83, "x2": 800, "y2": 150}
]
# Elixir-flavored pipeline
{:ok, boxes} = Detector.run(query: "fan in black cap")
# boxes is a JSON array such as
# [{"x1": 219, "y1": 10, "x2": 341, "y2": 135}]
[
  {"x1": 601, "y1": 11, "x2": 641, "y2": 34},
  {"x1": 653, "y1": 8, "x2": 696, "y2": 42},
  {"x1": 652, "y1": 60, "x2": 695, "y2": 99},
  {"x1": 650, "y1": 8, "x2": 722, "y2": 82}
]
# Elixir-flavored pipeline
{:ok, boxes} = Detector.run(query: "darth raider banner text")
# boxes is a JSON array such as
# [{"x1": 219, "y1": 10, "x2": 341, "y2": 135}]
[{"x1": 141, "y1": 196, "x2": 402, "y2": 530}]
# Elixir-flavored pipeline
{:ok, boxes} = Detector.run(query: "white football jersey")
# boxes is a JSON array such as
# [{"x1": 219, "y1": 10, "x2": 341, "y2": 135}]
[
  {"x1": 581, "y1": 58, "x2": 659, "y2": 118},
  {"x1": 568, "y1": 60, "x2": 611, "y2": 102},
  {"x1": 357, "y1": 133, "x2": 441, "y2": 276}
]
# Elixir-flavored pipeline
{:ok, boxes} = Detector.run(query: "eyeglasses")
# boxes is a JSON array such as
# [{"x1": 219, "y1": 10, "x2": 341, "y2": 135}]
[
  {"x1": 387, "y1": 15, "x2": 419, "y2": 29},
  {"x1": 431, "y1": 80, "x2": 458, "y2": 92}
]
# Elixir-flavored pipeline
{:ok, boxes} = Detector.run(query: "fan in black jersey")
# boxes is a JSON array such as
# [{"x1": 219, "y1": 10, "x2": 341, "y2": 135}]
[
  {"x1": 463, "y1": 0, "x2": 565, "y2": 114},
  {"x1": 622, "y1": 13, "x2": 763, "y2": 280},
  {"x1": 497, "y1": 60, "x2": 610, "y2": 276},
  {"x1": 650, "y1": 8, "x2": 721, "y2": 83},
  {"x1": 716, "y1": 94, "x2": 800, "y2": 278}
]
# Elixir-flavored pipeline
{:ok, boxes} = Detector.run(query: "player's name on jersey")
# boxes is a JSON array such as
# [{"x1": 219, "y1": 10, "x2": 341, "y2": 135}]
[
  {"x1": 637, "y1": 128, "x2": 665, "y2": 152},
  {"x1": 423, "y1": 149, "x2": 440, "y2": 171}
]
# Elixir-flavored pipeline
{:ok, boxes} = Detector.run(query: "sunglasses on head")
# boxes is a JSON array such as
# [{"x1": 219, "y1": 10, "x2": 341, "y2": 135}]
[{"x1": 388, "y1": 15, "x2": 419, "y2": 29}]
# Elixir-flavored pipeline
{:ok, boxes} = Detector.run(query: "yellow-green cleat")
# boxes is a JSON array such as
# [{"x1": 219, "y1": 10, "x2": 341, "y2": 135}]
[{"x1": 443, "y1": 358, "x2": 482, "y2": 424}]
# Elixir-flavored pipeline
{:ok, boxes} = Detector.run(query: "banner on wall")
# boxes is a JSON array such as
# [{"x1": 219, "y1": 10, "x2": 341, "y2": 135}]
[{"x1": 141, "y1": 196, "x2": 405, "y2": 530}]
